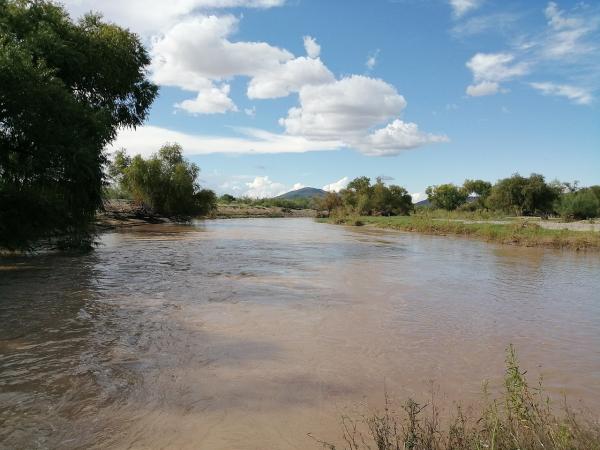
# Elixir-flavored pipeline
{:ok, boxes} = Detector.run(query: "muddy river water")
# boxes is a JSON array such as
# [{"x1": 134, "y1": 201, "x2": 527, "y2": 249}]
[{"x1": 1, "y1": 218, "x2": 599, "y2": 449}]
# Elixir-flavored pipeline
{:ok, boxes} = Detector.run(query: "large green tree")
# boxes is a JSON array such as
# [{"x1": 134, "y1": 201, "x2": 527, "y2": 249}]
[
  {"x1": 110, "y1": 144, "x2": 217, "y2": 217},
  {"x1": 426, "y1": 183, "x2": 468, "y2": 211},
  {"x1": 0, "y1": 0, "x2": 157, "y2": 250},
  {"x1": 487, "y1": 174, "x2": 560, "y2": 216}
]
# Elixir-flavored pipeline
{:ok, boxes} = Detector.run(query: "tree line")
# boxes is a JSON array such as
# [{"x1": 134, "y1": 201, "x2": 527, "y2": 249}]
[{"x1": 321, "y1": 174, "x2": 600, "y2": 220}]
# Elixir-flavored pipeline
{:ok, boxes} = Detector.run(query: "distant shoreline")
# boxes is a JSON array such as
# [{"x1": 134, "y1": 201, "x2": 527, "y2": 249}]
[
  {"x1": 96, "y1": 200, "x2": 317, "y2": 229},
  {"x1": 321, "y1": 215, "x2": 600, "y2": 251}
]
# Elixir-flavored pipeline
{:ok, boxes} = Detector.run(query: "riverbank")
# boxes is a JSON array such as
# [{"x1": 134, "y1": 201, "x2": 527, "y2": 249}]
[
  {"x1": 212, "y1": 203, "x2": 316, "y2": 219},
  {"x1": 96, "y1": 200, "x2": 316, "y2": 229},
  {"x1": 322, "y1": 215, "x2": 600, "y2": 250}
]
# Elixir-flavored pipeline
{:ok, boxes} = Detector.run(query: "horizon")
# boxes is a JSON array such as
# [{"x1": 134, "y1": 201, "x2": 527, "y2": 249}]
[{"x1": 63, "y1": 0, "x2": 600, "y2": 199}]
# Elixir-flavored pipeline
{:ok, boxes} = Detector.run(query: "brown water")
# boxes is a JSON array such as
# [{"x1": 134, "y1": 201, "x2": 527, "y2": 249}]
[{"x1": 1, "y1": 218, "x2": 599, "y2": 449}]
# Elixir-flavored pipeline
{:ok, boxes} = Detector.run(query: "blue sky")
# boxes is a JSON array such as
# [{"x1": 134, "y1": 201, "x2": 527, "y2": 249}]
[{"x1": 65, "y1": 0, "x2": 600, "y2": 199}]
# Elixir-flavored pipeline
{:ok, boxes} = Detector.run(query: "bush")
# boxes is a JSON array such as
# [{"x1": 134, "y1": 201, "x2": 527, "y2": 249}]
[{"x1": 557, "y1": 189, "x2": 600, "y2": 220}]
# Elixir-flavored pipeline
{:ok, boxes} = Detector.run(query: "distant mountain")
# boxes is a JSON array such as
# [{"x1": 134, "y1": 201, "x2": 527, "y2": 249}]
[{"x1": 276, "y1": 187, "x2": 327, "y2": 200}]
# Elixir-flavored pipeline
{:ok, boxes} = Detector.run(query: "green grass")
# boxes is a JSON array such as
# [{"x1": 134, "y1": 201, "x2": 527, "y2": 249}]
[
  {"x1": 321, "y1": 215, "x2": 600, "y2": 250},
  {"x1": 310, "y1": 346, "x2": 600, "y2": 450}
]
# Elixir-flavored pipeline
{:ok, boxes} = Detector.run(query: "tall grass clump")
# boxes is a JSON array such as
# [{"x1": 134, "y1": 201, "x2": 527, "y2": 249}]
[{"x1": 311, "y1": 346, "x2": 600, "y2": 450}]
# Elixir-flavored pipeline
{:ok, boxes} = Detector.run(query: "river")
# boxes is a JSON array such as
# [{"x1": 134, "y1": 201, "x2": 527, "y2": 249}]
[{"x1": 1, "y1": 218, "x2": 599, "y2": 449}]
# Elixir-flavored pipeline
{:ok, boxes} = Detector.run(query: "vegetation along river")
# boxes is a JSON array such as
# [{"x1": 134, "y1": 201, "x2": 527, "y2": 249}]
[{"x1": 1, "y1": 218, "x2": 599, "y2": 449}]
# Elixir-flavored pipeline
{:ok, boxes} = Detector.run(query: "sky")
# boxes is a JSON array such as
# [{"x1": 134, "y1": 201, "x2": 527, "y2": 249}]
[{"x1": 64, "y1": 0, "x2": 600, "y2": 200}]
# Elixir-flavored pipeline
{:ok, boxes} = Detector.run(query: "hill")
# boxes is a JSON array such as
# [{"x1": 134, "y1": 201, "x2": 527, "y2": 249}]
[{"x1": 276, "y1": 187, "x2": 327, "y2": 200}]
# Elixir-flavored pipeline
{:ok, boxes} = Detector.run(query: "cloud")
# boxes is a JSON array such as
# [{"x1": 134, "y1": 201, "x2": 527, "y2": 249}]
[
  {"x1": 411, "y1": 192, "x2": 427, "y2": 204},
  {"x1": 451, "y1": 12, "x2": 520, "y2": 37},
  {"x1": 79, "y1": 1, "x2": 446, "y2": 156},
  {"x1": 366, "y1": 49, "x2": 380, "y2": 70},
  {"x1": 279, "y1": 75, "x2": 446, "y2": 155},
  {"x1": 244, "y1": 106, "x2": 257, "y2": 117},
  {"x1": 175, "y1": 84, "x2": 237, "y2": 114},
  {"x1": 291, "y1": 182, "x2": 305, "y2": 190},
  {"x1": 357, "y1": 120, "x2": 449, "y2": 156},
  {"x1": 465, "y1": 52, "x2": 528, "y2": 96},
  {"x1": 246, "y1": 55, "x2": 334, "y2": 99},
  {"x1": 463, "y1": 2, "x2": 599, "y2": 103},
  {"x1": 110, "y1": 125, "x2": 342, "y2": 157},
  {"x1": 280, "y1": 75, "x2": 406, "y2": 140},
  {"x1": 467, "y1": 52, "x2": 529, "y2": 83},
  {"x1": 449, "y1": 0, "x2": 482, "y2": 18},
  {"x1": 151, "y1": 16, "x2": 333, "y2": 109},
  {"x1": 61, "y1": 0, "x2": 285, "y2": 34},
  {"x1": 323, "y1": 177, "x2": 349, "y2": 193},
  {"x1": 303, "y1": 36, "x2": 321, "y2": 58},
  {"x1": 541, "y1": 2, "x2": 596, "y2": 60},
  {"x1": 466, "y1": 81, "x2": 499, "y2": 96},
  {"x1": 244, "y1": 176, "x2": 286, "y2": 198},
  {"x1": 529, "y1": 82, "x2": 593, "y2": 105}
]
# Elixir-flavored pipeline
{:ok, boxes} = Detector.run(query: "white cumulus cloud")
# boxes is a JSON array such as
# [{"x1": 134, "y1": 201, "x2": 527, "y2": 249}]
[
  {"x1": 244, "y1": 176, "x2": 286, "y2": 198},
  {"x1": 466, "y1": 81, "x2": 499, "y2": 97},
  {"x1": 61, "y1": 0, "x2": 285, "y2": 34},
  {"x1": 279, "y1": 76, "x2": 446, "y2": 155},
  {"x1": 303, "y1": 36, "x2": 321, "y2": 58},
  {"x1": 411, "y1": 192, "x2": 428, "y2": 204},
  {"x1": 323, "y1": 177, "x2": 349, "y2": 193},
  {"x1": 151, "y1": 16, "x2": 333, "y2": 110},
  {"x1": 357, "y1": 120, "x2": 449, "y2": 156},
  {"x1": 280, "y1": 75, "x2": 407, "y2": 140},
  {"x1": 247, "y1": 56, "x2": 334, "y2": 99},
  {"x1": 175, "y1": 84, "x2": 237, "y2": 114}
]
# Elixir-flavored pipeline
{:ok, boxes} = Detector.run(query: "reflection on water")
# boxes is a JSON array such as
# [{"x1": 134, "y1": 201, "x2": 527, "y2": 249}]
[{"x1": 1, "y1": 219, "x2": 599, "y2": 449}]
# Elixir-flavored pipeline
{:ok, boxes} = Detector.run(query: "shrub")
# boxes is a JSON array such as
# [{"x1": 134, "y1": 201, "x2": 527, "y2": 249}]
[{"x1": 557, "y1": 189, "x2": 600, "y2": 220}]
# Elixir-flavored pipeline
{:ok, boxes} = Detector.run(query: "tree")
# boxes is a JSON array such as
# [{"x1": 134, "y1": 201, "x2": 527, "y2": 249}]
[
  {"x1": 0, "y1": 0, "x2": 158, "y2": 250},
  {"x1": 463, "y1": 179, "x2": 492, "y2": 202},
  {"x1": 426, "y1": 184, "x2": 468, "y2": 211},
  {"x1": 321, "y1": 191, "x2": 342, "y2": 216},
  {"x1": 487, "y1": 174, "x2": 560, "y2": 216},
  {"x1": 388, "y1": 185, "x2": 413, "y2": 215},
  {"x1": 219, "y1": 194, "x2": 237, "y2": 204},
  {"x1": 109, "y1": 143, "x2": 217, "y2": 217},
  {"x1": 556, "y1": 188, "x2": 600, "y2": 220}
]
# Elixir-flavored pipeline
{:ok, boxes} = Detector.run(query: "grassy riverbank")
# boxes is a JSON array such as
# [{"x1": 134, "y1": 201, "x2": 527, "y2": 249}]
[
  {"x1": 313, "y1": 346, "x2": 600, "y2": 450},
  {"x1": 322, "y1": 215, "x2": 600, "y2": 250}
]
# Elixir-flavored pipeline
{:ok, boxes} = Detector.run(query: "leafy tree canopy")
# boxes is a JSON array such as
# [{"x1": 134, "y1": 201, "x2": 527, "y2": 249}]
[
  {"x1": 426, "y1": 183, "x2": 468, "y2": 211},
  {"x1": 487, "y1": 173, "x2": 560, "y2": 216},
  {"x1": 0, "y1": 0, "x2": 158, "y2": 250},
  {"x1": 109, "y1": 144, "x2": 217, "y2": 218}
]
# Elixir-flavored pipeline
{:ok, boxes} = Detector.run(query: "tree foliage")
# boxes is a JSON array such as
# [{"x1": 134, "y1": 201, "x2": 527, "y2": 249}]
[
  {"x1": 109, "y1": 144, "x2": 217, "y2": 217},
  {"x1": 425, "y1": 183, "x2": 468, "y2": 211},
  {"x1": 0, "y1": 0, "x2": 157, "y2": 250},
  {"x1": 337, "y1": 177, "x2": 413, "y2": 216},
  {"x1": 487, "y1": 174, "x2": 560, "y2": 216},
  {"x1": 555, "y1": 187, "x2": 600, "y2": 220}
]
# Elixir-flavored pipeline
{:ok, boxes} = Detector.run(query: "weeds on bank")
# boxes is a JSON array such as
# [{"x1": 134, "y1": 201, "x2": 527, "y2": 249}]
[
  {"x1": 325, "y1": 214, "x2": 600, "y2": 250},
  {"x1": 310, "y1": 346, "x2": 600, "y2": 450}
]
